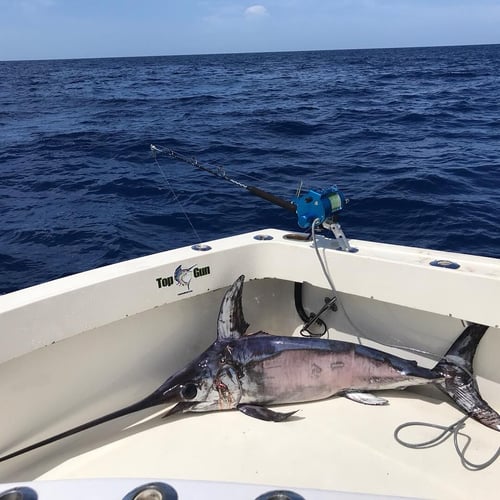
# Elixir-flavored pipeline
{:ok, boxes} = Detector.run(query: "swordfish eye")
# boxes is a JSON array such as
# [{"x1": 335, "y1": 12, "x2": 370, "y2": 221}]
[{"x1": 180, "y1": 383, "x2": 198, "y2": 400}]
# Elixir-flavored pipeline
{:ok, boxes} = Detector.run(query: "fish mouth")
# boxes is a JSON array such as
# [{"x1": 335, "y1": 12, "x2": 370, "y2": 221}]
[{"x1": 162, "y1": 401, "x2": 195, "y2": 418}]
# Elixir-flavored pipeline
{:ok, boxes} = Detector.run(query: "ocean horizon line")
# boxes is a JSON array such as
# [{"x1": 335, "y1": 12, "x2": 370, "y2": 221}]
[{"x1": 2, "y1": 41, "x2": 499, "y2": 64}]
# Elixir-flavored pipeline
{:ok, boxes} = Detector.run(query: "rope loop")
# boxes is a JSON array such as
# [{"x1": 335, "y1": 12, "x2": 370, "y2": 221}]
[{"x1": 394, "y1": 417, "x2": 500, "y2": 471}]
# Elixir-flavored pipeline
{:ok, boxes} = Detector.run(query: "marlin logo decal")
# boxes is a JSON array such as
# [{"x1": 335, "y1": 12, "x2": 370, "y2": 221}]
[
  {"x1": 1, "y1": 275, "x2": 498, "y2": 463},
  {"x1": 174, "y1": 264, "x2": 195, "y2": 294},
  {"x1": 155, "y1": 265, "x2": 210, "y2": 291}
]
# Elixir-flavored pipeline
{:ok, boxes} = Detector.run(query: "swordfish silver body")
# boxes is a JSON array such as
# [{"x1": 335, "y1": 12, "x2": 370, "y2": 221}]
[
  {"x1": 194, "y1": 333, "x2": 441, "y2": 412},
  {"x1": 0, "y1": 274, "x2": 498, "y2": 464}
]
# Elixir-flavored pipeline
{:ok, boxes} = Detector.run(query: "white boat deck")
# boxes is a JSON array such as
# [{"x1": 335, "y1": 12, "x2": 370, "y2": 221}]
[{"x1": 1, "y1": 229, "x2": 499, "y2": 499}]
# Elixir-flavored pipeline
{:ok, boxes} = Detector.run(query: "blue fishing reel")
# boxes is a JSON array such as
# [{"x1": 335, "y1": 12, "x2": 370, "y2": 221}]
[{"x1": 292, "y1": 186, "x2": 346, "y2": 229}]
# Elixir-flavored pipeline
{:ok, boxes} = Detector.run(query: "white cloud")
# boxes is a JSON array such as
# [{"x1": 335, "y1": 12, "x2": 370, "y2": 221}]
[{"x1": 244, "y1": 5, "x2": 269, "y2": 18}]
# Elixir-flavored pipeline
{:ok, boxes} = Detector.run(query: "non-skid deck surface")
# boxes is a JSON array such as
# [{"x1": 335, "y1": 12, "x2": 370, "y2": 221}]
[{"x1": 36, "y1": 384, "x2": 500, "y2": 499}]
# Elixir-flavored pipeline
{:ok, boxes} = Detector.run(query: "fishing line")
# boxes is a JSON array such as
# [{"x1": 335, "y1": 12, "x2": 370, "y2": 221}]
[
  {"x1": 151, "y1": 145, "x2": 202, "y2": 243},
  {"x1": 394, "y1": 416, "x2": 500, "y2": 470}
]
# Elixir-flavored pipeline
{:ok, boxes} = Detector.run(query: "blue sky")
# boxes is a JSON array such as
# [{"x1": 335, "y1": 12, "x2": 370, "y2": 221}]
[{"x1": 1, "y1": 0, "x2": 499, "y2": 60}]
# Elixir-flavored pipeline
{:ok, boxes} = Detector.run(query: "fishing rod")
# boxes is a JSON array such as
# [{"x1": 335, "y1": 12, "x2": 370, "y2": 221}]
[
  {"x1": 151, "y1": 145, "x2": 296, "y2": 213},
  {"x1": 150, "y1": 144, "x2": 349, "y2": 236}
]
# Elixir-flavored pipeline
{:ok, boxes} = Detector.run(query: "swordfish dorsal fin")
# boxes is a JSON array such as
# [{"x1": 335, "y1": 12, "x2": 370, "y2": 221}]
[{"x1": 217, "y1": 275, "x2": 250, "y2": 340}]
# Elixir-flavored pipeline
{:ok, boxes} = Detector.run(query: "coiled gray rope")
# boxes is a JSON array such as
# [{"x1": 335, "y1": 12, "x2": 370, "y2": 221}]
[{"x1": 394, "y1": 417, "x2": 500, "y2": 471}]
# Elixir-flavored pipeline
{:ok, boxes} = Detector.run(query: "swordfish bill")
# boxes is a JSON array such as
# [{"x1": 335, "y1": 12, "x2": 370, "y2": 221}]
[{"x1": 1, "y1": 275, "x2": 499, "y2": 464}]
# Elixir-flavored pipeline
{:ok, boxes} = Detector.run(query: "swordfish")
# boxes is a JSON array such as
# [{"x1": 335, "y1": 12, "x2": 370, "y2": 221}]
[{"x1": 1, "y1": 275, "x2": 499, "y2": 463}]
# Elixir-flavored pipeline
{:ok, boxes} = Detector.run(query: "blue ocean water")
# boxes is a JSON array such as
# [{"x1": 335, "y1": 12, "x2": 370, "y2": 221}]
[{"x1": 1, "y1": 45, "x2": 499, "y2": 295}]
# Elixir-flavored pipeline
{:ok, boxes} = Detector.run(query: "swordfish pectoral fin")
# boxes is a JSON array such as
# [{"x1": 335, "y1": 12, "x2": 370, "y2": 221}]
[
  {"x1": 237, "y1": 404, "x2": 298, "y2": 422},
  {"x1": 344, "y1": 392, "x2": 389, "y2": 406}
]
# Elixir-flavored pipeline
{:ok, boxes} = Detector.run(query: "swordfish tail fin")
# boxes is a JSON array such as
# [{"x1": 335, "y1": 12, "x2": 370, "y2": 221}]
[{"x1": 433, "y1": 323, "x2": 500, "y2": 431}]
